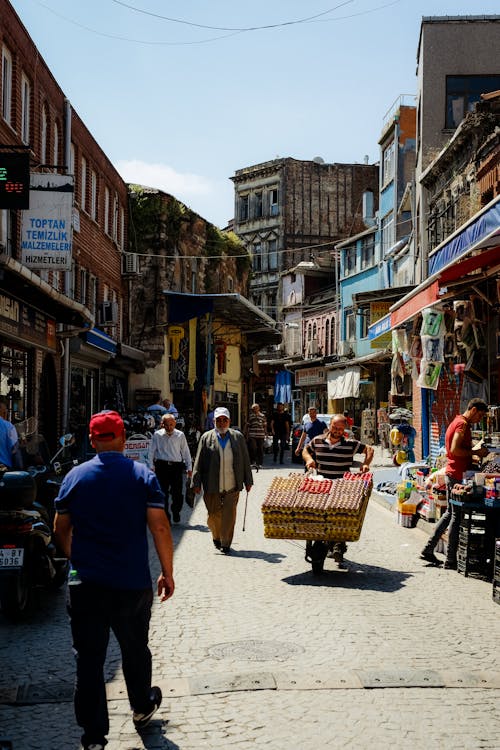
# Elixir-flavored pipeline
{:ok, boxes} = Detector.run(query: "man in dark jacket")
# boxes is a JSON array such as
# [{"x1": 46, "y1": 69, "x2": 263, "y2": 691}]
[{"x1": 192, "y1": 407, "x2": 253, "y2": 554}]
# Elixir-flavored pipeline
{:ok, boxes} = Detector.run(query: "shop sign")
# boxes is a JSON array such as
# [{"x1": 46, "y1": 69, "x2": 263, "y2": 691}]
[
  {"x1": 295, "y1": 367, "x2": 325, "y2": 386},
  {"x1": 0, "y1": 292, "x2": 57, "y2": 351},
  {"x1": 368, "y1": 311, "x2": 392, "y2": 349},
  {"x1": 124, "y1": 437, "x2": 151, "y2": 465},
  {"x1": 21, "y1": 173, "x2": 74, "y2": 270}
]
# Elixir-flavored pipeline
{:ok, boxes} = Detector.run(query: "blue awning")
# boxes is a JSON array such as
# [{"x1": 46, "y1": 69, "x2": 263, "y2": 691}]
[
  {"x1": 428, "y1": 195, "x2": 500, "y2": 276},
  {"x1": 83, "y1": 327, "x2": 117, "y2": 354}
]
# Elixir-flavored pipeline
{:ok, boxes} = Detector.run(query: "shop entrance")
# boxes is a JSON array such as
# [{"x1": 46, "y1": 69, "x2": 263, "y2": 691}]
[{"x1": 39, "y1": 353, "x2": 58, "y2": 453}]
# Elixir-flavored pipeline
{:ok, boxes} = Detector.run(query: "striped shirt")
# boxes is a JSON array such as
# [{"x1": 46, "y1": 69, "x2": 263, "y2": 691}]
[{"x1": 307, "y1": 435, "x2": 367, "y2": 479}]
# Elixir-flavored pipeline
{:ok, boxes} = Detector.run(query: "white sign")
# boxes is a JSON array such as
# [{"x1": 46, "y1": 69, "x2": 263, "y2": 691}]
[
  {"x1": 124, "y1": 437, "x2": 151, "y2": 466},
  {"x1": 295, "y1": 367, "x2": 325, "y2": 386},
  {"x1": 21, "y1": 173, "x2": 74, "y2": 270}
]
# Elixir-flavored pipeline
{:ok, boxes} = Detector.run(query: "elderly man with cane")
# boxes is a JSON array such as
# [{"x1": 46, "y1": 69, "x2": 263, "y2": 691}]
[{"x1": 192, "y1": 407, "x2": 253, "y2": 555}]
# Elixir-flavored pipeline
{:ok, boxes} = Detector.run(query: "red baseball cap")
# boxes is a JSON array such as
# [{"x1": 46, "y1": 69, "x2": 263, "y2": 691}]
[{"x1": 89, "y1": 410, "x2": 124, "y2": 441}]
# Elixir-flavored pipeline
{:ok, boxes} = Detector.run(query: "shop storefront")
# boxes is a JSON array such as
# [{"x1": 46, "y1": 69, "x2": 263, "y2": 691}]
[{"x1": 389, "y1": 197, "x2": 500, "y2": 460}]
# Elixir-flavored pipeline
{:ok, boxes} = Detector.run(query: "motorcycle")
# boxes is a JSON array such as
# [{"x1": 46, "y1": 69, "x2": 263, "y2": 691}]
[{"x1": 0, "y1": 434, "x2": 75, "y2": 621}]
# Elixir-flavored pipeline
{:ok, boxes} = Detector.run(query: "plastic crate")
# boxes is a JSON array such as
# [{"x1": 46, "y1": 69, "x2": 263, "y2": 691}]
[{"x1": 493, "y1": 584, "x2": 500, "y2": 605}]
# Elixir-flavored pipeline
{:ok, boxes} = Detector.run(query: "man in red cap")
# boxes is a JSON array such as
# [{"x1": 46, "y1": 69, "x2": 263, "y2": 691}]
[{"x1": 54, "y1": 410, "x2": 174, "y2": 750}]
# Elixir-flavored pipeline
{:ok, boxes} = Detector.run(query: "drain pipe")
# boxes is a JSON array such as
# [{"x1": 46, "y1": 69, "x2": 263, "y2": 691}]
[{"x1": 62, "y1": 97, "x2": 73, "y2": 431}]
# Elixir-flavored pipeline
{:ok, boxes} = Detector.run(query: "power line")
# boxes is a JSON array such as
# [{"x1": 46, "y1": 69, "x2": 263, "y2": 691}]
[{"x1": 108, "y1": 0, "x2": 354, "y2": 32}]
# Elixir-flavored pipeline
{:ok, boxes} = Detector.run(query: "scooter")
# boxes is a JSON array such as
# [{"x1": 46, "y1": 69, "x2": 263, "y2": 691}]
[{"x1": 0, "y1": 435, "x2": 75, "y2": 621}]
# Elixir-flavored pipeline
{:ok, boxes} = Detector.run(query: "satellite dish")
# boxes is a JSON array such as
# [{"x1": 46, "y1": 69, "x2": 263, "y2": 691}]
[{"x1": 312, "y1": 156, "x2": 325, "y2": 164}]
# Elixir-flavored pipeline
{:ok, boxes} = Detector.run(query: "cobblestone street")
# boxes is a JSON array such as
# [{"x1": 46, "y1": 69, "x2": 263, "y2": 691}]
[{"x1": 1, "y1": 449, "x2": 500, "y2": 749}]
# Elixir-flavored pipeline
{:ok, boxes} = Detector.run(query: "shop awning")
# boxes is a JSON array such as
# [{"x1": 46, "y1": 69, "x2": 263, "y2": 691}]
[
  {"x1": 327, "y1": 367, "x2": 360, "y2": 399},
  {"x1": 390, "y1": 196, "x2": 500, "y2": 329},
  {"x1": 390, "y1": 281, "x2": 440, "y2": 328},
  {"x1": 164, "y1": 291, "x2": 281, "y2": 347},
  {"x1": 82, "y1": 327, "x2": 117, "y2": 354},
  {"x1": 428, "y1": 194, "x2": 500, "y2": 276}
]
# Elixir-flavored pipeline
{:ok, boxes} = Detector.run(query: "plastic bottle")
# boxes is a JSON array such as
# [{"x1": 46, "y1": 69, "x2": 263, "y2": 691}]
[{"x1": 68, "y1": 568, "x2": 82, "y2": 586}]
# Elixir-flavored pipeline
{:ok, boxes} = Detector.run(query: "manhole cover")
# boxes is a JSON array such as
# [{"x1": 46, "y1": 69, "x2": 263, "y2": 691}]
[{"x1": 208, "y1": 639, "x2": 304, "y2": 662}]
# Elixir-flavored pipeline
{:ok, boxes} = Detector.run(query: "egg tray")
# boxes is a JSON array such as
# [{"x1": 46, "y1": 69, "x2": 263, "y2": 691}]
[{"x1": 262, "y1": 472, "x2": 372, "y2": 541}]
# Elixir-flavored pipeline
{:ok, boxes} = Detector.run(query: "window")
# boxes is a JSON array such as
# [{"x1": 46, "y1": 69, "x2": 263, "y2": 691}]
[
  {"x1": 2, "y1": 47, "x2": 12, "y2": 125},
  {"x1": 382, "y1": 140, "x2": 395, "y2": 185},
  {"x1": 325, "y1": 319, "x2": 330, "y2": 355},
  {"x1": 21, "y1": 75, "x2": 30, "y2": 144},
  {"x1": 268, "y1": 238, "x2": 278, "y2": 270},
  {"x1": 345, "y1": 247, "x2": 356, "y2": 275},
  {"x1": 53, "y1": 121, "x2": 59, "y2": 169},
  {"x1": 239, "y1": 194, "x2": 249, "y2": 221},
  {"x1": 88, "y1": 275, "x2": 97, "y2": 315},
  {"x1": 346, "y1": 311, "x2": 356, "y2": 341},
  {"x1": 254, "y1": 191, "x2": 263, "y2": 218},
  {"x1": 112, "y1": 194, "x2": 118, "y2": 241},
  {"x1": 0, "y1": 209, "x2": 14, "y2": 255},
  {"x1": 360, "y1": 310, "x2": 368, "y2": 338},
  {"x1": 41, "y1": 106, "x2": 48, "y2": 164},
  {"x1": 381, "y1": 212, "x2": 394, "y2": 255},
  {"x1": 270, "y1": 188, "x2": 279, "y2": 216},
  {"x1": 104, "y1": 187, "x2": 110, "y2": 234},
  {"x1": 227, "y1": 275, "x2": 234, "y2": 292},
  {"x1": 267, "y1": 291, "x2": 277, "y2": 319},
  {"x1": 80, "y1": 157, "x2": 87, "y2": 211},
  {"x1": 79, "y1": 267, "x2": 87, "y2": 305},
  {"x1": 446, "y1": 75, "x2": 500, "y2": 129},
  {"x1": 120, "y1": 207, "x2": 125, "y2": 250},
  {"x1": 90, "y1": 170, "x2": 97, "y2": 220},
  {"x1": 252, "y1": 243, "x2": 262, "y2": 271},
  {"x1": 361, "y1": 237, "x2": 375, "y2": 269}
]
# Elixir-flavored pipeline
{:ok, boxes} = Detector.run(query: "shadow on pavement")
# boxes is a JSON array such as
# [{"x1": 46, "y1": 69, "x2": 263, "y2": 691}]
[
  {"x1": 281, "y1": 562, "x2": 412, "y2": 592},
  {"x1": 225, "y1": 548, "x2": 287, "y2": 563},
  {"x1": 140, "y1": 722, "x2": 180, "y2": 749}
]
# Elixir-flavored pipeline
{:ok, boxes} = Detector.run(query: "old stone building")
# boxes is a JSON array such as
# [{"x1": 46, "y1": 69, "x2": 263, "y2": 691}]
[
  {"x1": 124, "y1": 185, "x2": 275, "y2": 427},
  {"x1": 231, "y1": 157, "x2": 379, "y2": 323}
]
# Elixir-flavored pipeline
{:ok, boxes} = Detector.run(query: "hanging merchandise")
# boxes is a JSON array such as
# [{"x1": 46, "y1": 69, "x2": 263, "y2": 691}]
[
  {"x1": 420, "y1": 335, "x2": 444, "y2": 363},
  {"x1": 416, "y1": 361, "x2": 442, "y2": 390},
  {"x1": 421, "y1": 307, "x2": 444, "y2": 337}
]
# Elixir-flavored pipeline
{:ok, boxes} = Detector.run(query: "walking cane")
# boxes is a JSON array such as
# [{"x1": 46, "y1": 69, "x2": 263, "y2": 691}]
[{"x1": 242, "y1": 489, "x2": 249, "y2": 531}]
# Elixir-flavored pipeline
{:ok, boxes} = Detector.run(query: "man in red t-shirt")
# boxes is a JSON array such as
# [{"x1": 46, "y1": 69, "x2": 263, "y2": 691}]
[{"x1": 420, "y1": 398, "x2": 489, "y2": 568}]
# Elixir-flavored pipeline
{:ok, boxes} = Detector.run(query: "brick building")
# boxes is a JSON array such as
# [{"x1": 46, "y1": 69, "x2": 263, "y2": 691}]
[{"x1": 0, "y1": 0, "x2": 134, "y2": 455}]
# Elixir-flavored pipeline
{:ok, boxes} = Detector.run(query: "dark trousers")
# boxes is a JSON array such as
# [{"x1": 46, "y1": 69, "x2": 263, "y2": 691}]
[
  {"x1": 423, "y1": 475, "x2": 459, "y2": 563},
  {"x1": 247, "y1": 437, "x2": 264, "y2": 466},
  {"x1": 273, "y1": 435, "x2": 287, "y2": 463},
  {"x1": 154, "y1": 460, "x2": 184, "y2": 519},
  {"x1": 68, "y1": 584, "x2": 154, "y2": 747}
]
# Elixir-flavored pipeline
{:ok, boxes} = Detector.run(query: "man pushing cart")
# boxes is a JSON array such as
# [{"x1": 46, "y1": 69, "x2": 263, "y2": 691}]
[{"x1": 262, "y1": 414, "x2": 374, "y2": 575}]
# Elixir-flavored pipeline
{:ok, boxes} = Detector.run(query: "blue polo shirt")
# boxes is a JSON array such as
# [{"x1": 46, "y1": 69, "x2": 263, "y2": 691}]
[
  {"x1": 303, "y1": 418, "x2": 328, "y2": 445},
  {"x1": 55, "y1": 451, "x2": 165, "y2": 590}
]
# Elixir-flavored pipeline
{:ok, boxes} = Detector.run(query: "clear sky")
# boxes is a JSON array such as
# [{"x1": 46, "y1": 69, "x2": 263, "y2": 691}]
[{"x1": 8, "y1": 1, "x2": 500, "y2": 228}]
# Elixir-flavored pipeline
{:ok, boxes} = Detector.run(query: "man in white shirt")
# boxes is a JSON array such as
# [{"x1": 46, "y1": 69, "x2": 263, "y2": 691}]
[{"x1": 148, "y1": 414, "x2": 192, "y2": 523}]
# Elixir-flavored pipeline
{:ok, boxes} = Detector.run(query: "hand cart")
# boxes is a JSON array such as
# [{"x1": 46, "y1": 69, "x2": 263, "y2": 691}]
[{"x1": 262, "y1": 471, "x2": 373, "y2": 575}]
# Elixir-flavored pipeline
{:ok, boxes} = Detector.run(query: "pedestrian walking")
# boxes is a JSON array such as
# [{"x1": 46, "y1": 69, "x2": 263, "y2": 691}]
[
  {"x1": 245, "y1": 403, "x2": 267, "y2": 468},
  {"x1": 270, "y1": 402, "x2": 291, "y2": 464},
  {"x1": 53, "y1": 410, "x2": 174, "y2": 750},
  {"x1": 294, "y1": 406, "x2": 328, "y2": 459},
  {"x1": 192, "y1": 406, "x2": 253, "y2": 554},
  {"x1": 420, "y1": 397, "x2": 489, "y2": 569},
  {"x1": 0, "y1": 397, "x2": 22, "y2": 469},
  {"x1": 148, "y1": 413, "x2": 192, "y2": 523},
  {"x1": 303, "y1": 413, "x2": 374, "y2": 568}
]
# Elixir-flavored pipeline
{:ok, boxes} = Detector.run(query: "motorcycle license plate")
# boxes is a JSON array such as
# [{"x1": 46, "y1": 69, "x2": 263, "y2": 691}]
[{"x1": 0, "y1": 548, "x2": 24, "y2": 568}]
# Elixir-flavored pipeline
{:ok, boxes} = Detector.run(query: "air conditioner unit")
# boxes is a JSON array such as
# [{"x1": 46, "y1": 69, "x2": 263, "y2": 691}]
[
  {"x1": 122, "y1": 252, "x2": 138, "y2": 274},
  {"x1": 98, "y1": 301, "x2": 118, "y2": 325}
]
